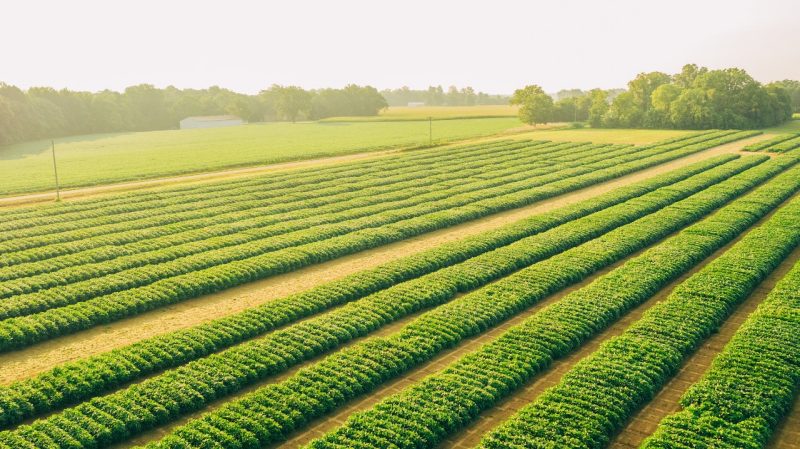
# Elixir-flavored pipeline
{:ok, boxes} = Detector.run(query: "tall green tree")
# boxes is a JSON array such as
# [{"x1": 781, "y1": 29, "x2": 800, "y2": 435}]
[{"x1": 510, "y1": 85, "x2": 554, "y2": 126}]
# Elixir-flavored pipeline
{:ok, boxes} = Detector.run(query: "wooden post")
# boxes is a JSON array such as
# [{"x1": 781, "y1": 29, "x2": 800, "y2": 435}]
[
  {"x1": 51, "y1": 140, "x2": 61, "y2": 201},
  {"x1": 429, "y1": 116, "x2": 432, "y2": 146}
]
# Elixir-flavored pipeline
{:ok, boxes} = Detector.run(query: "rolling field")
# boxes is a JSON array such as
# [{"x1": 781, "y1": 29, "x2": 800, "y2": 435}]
[
  {"x1": 0, "y1": 117, "x2": 518, "y2": 196},
  {"x1": 1, "y1": 129, "x2": 800, "y2": 449}
]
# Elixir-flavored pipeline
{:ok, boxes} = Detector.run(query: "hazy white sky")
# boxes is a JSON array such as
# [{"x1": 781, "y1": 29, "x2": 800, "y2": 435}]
[{"x1": 3, "y1": 0, "x2": 798, "y2": 94}]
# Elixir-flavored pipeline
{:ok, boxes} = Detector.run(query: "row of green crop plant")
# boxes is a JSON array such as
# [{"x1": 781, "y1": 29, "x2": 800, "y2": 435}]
[
  {"x1": 135, "y1": 151, "x2": 794, "y2": 449},
  {"x1": 0, "y1": 132, "x2": 733, "y2": 261},
  {"x1": 292, "y1": 158, "x2": 800, "y2": 449},
  {"x1": 0, "y1": 131, "x2": 758, "y2": 352},
  {"x1": 0, "y1": 138, "x2": 531, "y2": 225},
  {"x1": 0, "y1": 140, "x2": 554, "y2": 239},
  {"x1": 0, "y1": 140, "x2": 570, "y2": 249},
  {"x1": 0, "y1": 146, "x2": 763, "y2": 449},
  {"x1": 0, "y1": 144, "x2": 638, "y2": 314},
  {"x1": 0, "y1": 155, "x2": 743, "y2": 430},
  {"x1": 0, "y1": 133, "x2": 752, "y2": 296},
  {"x1": 0, "y1": 130, "x2": 717, "y2": 226},
  {"x1": 0, "y1": 130, "x2": 730, "y2": 244},
  {"x1": 0, "y1": 142, "x2": 604, "y2": 284},
  {"x1": 744, "y1": 133, "x2": 800, "y2": 152},
  {"x1": 641, "y1": 258, "x2": 800, "y2": 448},
  {"x1": 0, "y1": 142, "x2": 612, "y2": 263},
  {"x1": 0, "y1": 143, "x2": 594, "y2": 290},
  {"x1": 476, "y1": 169, "x2": 800, "y2": 449}
]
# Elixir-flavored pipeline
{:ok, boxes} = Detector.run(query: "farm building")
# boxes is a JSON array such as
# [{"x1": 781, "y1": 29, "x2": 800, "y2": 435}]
[{"x1": 179, "y1": 115, "x2": 244, "y2": 130}]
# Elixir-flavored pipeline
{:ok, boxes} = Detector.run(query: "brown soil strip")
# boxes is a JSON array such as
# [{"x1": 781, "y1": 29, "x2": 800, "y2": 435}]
[
  {"x1": 609, "y1": 242, "x2": 800, "y2": 449},
  {"x1": 0, "y1": 136, "x2": 762, "y2": 385},
  {"x1": 769, "y1": 396, "x2": 800, "y2": 448}
]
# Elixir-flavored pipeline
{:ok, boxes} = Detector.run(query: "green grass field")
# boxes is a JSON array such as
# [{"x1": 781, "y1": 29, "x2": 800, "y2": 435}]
[
  {"x1": 507, "y1": 127, "x2": 694, "y2": 145},
  {"x1": 321, "y1": 105, "x2": 519, "y2": 122},
  {"x1": 0, "y1": 117, "x2": 518, "y2": 195},
  {"x1": 763, "y1": 116, "x2": 800, "y2": 133}
]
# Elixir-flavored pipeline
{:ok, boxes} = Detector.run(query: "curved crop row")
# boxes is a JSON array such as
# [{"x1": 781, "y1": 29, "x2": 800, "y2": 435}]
[
  {"x1": 0, "y1": 154, "x2": 742, "y2": 430},
  {"x1": 306, "y1": 154, "x2": 800, "y2": 449},
  {"x1": 0, "y1": 138, "x2": 529, "y2": 228},
  {"x1": 744, "y1": 133, "x2": 800, "y2": 152},
  {"x1": 0, "y1": 130, "x2": 732, "y2": 247},
  {"x1": 0, "y1": 130, "x2": 718, "y2": 227},
  {"x1": 0, "y1": 140, "x2": 564, "y2": 251},
  {"x1": 477, "y1": 169, "x2": 800, "y2": 449},
  {"x1": 0, "y1": 134, "x2": 751, "y2": 352},
  {"x1": 0, "y1": 141, "x2": 602, "y2": 286},
  {"x1": 0, "y1": 146, "x2": 760, "y2": 449},
  {"x1": 642, "y1": 258, "x2": 800, "y2": 448},
  {"x1": 133, "y1": 152, "x2": 792, "y2": 449},
  {"x1": 0, "y1": 143, "x2": 631, "y2": 314}
]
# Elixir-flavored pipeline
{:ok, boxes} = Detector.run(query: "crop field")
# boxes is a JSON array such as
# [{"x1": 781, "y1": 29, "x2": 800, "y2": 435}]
[
  {"x1": 0, "y1": 117, "x2": 519, "y2": 196},
  {"x1": 1, "y1": 128, "x2": 800, "y2": 449},
  {"x1": 745, "y1": 133, "x2": 800, "y2": 152},
  {"x1": 319, "y1": 105, "x2": 520, "y2": 121}
]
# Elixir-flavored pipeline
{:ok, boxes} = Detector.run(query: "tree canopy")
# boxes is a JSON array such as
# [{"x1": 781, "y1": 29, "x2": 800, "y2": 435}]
[
  {"x1": 511, "y1": 64, "x2": 795, "y2": 130},
  {"x1": 0, "y1": 82, "x2": 389, "y2": 146}
]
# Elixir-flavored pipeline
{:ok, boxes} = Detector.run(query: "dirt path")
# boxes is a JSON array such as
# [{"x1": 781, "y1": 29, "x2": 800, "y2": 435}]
[
  {"x1": 0, "y1": 136, "x2": 763, "y2": 385},
  {"x1": 0, "y1": 149, "x2": 403, "y2": 207},
  {"x1": 770, "y1": 396, "x2": 800, "y2": 448},
  {"x1": 609, "y1": 242, "x2": 800, "y2": 449}
]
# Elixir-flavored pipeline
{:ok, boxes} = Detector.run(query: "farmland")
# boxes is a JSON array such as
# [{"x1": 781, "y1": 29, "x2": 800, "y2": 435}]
[
  {"x1": 0, "y1": 116, "x2": 518, "y2": 195},
  {"x1": 1, "y1": 128, "x2": 800, "y2": 449}
]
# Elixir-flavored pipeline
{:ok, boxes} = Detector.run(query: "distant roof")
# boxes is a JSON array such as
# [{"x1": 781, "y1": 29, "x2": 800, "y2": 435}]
[{"x1": 180, "y1": 115, "x2": 242, "y2": 121}]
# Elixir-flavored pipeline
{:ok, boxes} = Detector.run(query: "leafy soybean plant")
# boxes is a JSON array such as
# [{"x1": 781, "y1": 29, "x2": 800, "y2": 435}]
[
  {"x1": 302, "y1": 159, "x2": 800, "y2": 449},
  {"x1": 641, "y1": 258, "x2": 800, "y2": 448},
  {"x1": 0, "y1": 133, "x2": 755, "y2": 352},
  {"x1": 0, "y1": 155, "x2": 775, "y2": 448},
  {"x1": 477, "y1": 167, "x2": 800, "y2": 449},
  {"x1": 0, "y1": 154, "x2": 742, "y2": 430}
]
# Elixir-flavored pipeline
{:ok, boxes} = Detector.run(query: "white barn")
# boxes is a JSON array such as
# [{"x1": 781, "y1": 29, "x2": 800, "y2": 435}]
[{"x1": 179, "y1": 115, "x2": 244, "y2": 130}]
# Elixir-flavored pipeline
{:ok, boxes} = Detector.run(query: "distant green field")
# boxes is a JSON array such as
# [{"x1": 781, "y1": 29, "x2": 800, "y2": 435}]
[
  {"x1": 763, "y1": 117, "x2": 800, "y2": 133},
  {"x1": 507, "y1": 128, "x2": 694, "y2": 145},
  {"x1": 0, "y1": 117, "x2": 518, "y2": 195},
  {"x1": 321, "y1": 105, "x2": 519, "y2": 122}
]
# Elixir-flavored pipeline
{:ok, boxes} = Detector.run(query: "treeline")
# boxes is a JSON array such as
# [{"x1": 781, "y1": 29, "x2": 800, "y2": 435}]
[
  {"x1": 380, "y1": 86, "x2": 509, "y2": 107},
  {"x1": 513, "y1": 64, "x2": 798, "y2": 129},
  {"x1": 0, "y1": 83, "x2": 387, "y2": 146}
]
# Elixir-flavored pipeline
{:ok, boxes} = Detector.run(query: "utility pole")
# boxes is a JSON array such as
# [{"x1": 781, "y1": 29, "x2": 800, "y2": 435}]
[
  {"x1": 428, "y1": 116, "x2": 432, "y2": 146},
  {"x1": 51, "y1": 140, "x2": 61, "y2": 201}
]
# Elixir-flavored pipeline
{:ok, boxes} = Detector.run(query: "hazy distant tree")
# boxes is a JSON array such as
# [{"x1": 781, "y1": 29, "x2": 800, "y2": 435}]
[
  {"x1": 588, "y1": 89, "x2": 609, "y2": 128},
  {"x1": 268, "y1": 85, "x2": 312, "y2": 122},
  {"x1": 649, "y1": 84, "x2": 682, "y2": 128},
  {"x1": 773, "y1": 80, "x2": 800, "y2": 112},
  {"x1": 426, "y1": 86, "x2": 446, "y2": 106},
  {"x1": 627, "y1": 71, "x2": 671, "y2": 127},
  {"x1": 462, "y1": 87, "x2": 477, "y2": 106},
  {"x1": 510, "y1": 85, "x2": 553, "y2": 125}
]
